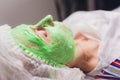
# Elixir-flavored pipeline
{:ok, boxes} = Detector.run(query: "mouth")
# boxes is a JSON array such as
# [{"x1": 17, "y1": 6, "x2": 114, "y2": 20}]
[{"x1": 34, "y1": 26, "x2": 50, "y2": 44}]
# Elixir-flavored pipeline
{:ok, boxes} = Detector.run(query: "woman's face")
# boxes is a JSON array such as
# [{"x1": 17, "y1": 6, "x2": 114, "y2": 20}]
[
  {"x1": 32, "y1": 20, "x2": 75, "y2": 66},
  {"x1": 11, "y1": 15, "x2": 75, "y2": 66}
]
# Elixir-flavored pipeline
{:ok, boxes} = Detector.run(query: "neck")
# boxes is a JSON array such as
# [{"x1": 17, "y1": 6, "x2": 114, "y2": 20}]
[
  {"x1": 81, "y1": 47, "x2": 99, "y2": 73},
  {"x1": 67, "y1": 40, "x2": 99, "y2": 73}
]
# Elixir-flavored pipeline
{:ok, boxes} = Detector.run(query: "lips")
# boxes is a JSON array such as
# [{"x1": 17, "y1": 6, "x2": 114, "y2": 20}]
[{"x1": 34, "y1": 26, "x2": 50, "y2": 44}]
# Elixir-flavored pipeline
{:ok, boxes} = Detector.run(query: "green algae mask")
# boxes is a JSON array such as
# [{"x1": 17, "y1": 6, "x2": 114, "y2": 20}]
[{"x1": 11, "y1": 15, "x2": 76, "y2": 67}]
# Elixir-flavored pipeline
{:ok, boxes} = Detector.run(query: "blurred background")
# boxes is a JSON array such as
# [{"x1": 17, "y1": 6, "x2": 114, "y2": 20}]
[{"x1": 0, "y1": 0, "x2": 120, "y2": 26}]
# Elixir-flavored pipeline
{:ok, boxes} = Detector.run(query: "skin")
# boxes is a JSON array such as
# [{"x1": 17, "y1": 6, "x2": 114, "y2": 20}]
[
  {"x1": 67, "y1": 32, "x2": 99, "y2": 73},
  {"x1": 35, "y1": 29, "x2": 99, "y2": 73}
]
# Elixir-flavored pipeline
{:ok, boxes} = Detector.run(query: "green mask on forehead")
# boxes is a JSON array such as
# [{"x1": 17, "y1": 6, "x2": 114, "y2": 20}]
[{"x1": 11, "y1": 15, "x2": 76, "y2": 66}]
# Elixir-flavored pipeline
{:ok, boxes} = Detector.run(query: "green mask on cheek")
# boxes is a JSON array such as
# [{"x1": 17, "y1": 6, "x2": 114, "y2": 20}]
[{"x1": 11, "y1": 15, "x2": 76, "y2": 67}]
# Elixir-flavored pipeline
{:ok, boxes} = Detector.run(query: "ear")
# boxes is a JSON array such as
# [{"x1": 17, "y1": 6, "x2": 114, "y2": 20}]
[{"x1": 74, "y1": 32, "x2": 88, "y2": 40}]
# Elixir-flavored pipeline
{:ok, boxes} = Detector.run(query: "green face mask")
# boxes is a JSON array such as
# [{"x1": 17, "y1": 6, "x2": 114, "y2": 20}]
[{"x1": 11, "y1": 15, "x2": 76, "y2": 67}]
